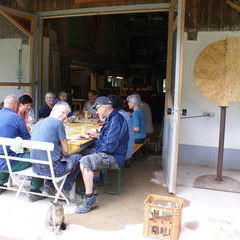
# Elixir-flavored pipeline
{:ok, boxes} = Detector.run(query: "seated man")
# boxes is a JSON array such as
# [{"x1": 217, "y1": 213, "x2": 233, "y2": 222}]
[
  {"x1": 54, "y1": 91, "x2": 73, "y2": 117},
  {"x1": 30, "y1": 101, "x2": 81, "y2": 201},
  {"x1": 75, "y1": 96, "x2": 129, "y2": 214},
  {"x1": 82, "y1": 90, "x2": 98, "y2": 117},
  {"x1": 38, "y1": 92, "x2": 55, "y2": 119},
  {"x1": 0, "y1": 96, "x2": 41, "y2": 194}
]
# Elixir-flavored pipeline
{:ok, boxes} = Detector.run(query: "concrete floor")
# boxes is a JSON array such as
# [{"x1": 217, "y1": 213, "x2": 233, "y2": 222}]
[{"x1": 0, "y1": 156, "x2": 240, "y2": 240}]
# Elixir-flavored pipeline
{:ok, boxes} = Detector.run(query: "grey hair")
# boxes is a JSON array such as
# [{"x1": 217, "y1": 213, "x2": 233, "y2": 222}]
[
  {"x1": 51, "y1": 101, "x2": 71, "y2": 115},
  {"x1": 45, "y1": 92, "x2": 55, "y2": 99},
  {"x1": 127, "y1": 94, "x2": 142, "y2": 106},
  {"x1": 4, "y1": 95, "x2": 18, "y2": 107}
]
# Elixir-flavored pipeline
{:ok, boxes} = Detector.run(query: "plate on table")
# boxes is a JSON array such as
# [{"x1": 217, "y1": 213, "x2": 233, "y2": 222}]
[{"x1": 75, "y1": 134, "x2": 91, "y2": 140}]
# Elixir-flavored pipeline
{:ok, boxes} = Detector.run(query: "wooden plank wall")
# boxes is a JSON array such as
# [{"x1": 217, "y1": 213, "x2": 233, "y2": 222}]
[
  {"x1": 0, "y1": 0, "x2": 169, "y2": 12},
  {"x1": 185, "y1": 0, "x2": 240, "y2": 39},
  {"x1": 2, "y1": 0, "x2": 240, "y2": 33}
]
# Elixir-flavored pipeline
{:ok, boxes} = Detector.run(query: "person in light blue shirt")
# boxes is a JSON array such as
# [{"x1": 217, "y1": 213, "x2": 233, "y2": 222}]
[
  {"x1": 108, "y1": 95, "x2": 134, "y2": 159},
  {"x1": 127, "y1": 94, "x2": 146, "y2": 144}
]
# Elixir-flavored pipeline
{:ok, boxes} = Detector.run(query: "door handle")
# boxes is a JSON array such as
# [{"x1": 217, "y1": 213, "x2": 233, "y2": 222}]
[
  {"x1": 182, "y1": 109, "x2": 187, "y2": 116},
  {"x1": 167, "y1": 108, "x2": 172, "y2": 115},
  {"x1": 167, "y1": 108, "x2": 187, "y2": 116}
]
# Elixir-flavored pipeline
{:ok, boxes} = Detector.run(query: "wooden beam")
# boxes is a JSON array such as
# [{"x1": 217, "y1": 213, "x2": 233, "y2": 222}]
[
  {"x1": 0, "y1": 82, "x2": 32, "y2": 87},
  {"x1": 226, "y1": 0, "x2": 240, "y2": 12},
  {"x1": 0, "y1": 9, "x2": 32, "y2": 37}
]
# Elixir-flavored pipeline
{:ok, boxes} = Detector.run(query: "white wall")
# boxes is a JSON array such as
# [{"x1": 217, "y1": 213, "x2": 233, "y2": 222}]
[
  {"x1": 0, "y1": 39, "x2": 30, "y2": 101},
  {"x1": 180, "y1": 31, "x2": 240, "y2": 150}
]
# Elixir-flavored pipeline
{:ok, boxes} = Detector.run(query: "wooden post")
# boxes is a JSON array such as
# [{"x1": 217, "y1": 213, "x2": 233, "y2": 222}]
[
  {"x1": 91, "y1": 72, "x2": 97, "y2": 90},
  {"x1": 216, "y1": 106, "x2": 227, "y2": 182}
]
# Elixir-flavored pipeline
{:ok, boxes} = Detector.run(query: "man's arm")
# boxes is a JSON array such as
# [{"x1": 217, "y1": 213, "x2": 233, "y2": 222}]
[
  {"x1": 60, "y1": 139, "x2": 69, "y2": 156},
  {"x1": 18, "y1": 117, "x2": 31, "y2": 140},
  {"x1": 100, "y1": 116, "x2": 124, "y2": 154}
]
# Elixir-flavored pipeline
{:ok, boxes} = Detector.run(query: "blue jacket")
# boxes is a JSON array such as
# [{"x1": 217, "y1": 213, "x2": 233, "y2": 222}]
[{"x1": 95, "y1": 110, "x2": 129, "y2": 167}]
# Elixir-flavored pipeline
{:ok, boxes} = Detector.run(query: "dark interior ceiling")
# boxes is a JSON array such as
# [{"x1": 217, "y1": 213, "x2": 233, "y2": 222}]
[{"x1": 45, "y1": 11, "x2": 168, "y2": 78}]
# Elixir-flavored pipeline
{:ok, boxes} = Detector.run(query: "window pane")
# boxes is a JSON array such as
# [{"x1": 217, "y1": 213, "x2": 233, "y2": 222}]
[{"x1": 0, "y1": 14, "x2": 30, "y2": 84}]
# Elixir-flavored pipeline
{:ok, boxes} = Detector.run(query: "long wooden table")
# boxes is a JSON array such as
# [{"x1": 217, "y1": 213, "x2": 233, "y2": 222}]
[{"x1": 65, "y1": 119, "x2": 102, "y2": 154}]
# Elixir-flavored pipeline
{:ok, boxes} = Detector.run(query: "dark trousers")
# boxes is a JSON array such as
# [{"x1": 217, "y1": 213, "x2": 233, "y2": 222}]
[{"x1": 32, "y1": 153, "x2": 81, "y2": 191}]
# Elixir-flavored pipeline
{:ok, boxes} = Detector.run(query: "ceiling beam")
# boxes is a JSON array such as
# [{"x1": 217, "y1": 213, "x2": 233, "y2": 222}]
[{"x1": 226, "y1": 0, "x2": 240, "y2": 12}]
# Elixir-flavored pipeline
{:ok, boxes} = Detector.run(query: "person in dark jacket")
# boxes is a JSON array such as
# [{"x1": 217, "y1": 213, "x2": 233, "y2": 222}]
[
  {"x1": 75, "y1": 96, "x2": 129, "y2": 214},
  {"x1": 38, "y1": 92, "x2": 55, "y2": 119}
]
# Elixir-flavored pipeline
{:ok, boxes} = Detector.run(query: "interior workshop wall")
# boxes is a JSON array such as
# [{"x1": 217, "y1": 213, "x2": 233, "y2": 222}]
[
  {"x1": 0, "y1": 39, "x2": 30, "y2": 101},
  {"x1": 179, "y1": 31, "x2": 240, "y2": 170}
]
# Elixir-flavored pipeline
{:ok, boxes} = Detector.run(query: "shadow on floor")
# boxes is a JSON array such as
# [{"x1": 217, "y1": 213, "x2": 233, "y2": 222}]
[{"x1": 65, "y1": 155, "x2": 168, "y2": 231}]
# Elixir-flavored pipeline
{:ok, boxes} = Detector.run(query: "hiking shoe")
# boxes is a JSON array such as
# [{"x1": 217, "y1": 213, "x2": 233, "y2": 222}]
[
  {"x1": 75, "y1": 195, "x2": 97, "y2": 214},
  {"x1": 0, "y1": 184, "x2": 7, "y2": 194},
  {"x1": 41, "y1": 185, "x2": 55, "y2": 196},
  {"x1": 28, "y1": 189, "x2": 47, "y2": 202}
]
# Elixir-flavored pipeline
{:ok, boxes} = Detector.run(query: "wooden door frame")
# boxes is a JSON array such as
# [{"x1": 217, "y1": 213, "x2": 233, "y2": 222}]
[
  {"x1": 163, "y1": 0, "x2": 186, "y2": 193},
  {"x1": 0, "y1": 5, "x2": 40, "y2": 114}
]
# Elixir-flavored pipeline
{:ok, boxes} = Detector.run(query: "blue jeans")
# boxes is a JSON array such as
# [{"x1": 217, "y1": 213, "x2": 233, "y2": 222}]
[{"x1": 32, "y1": 153, "x2": 81, "y2": 191}]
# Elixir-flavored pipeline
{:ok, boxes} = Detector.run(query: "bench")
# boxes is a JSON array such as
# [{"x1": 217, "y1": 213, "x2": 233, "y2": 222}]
[
  {"x1": 0, "y1": 137, "x2": 71, "y2": 206},
  {"x1": 103, "y1": 138, "x2": 149, "y2": 195}
]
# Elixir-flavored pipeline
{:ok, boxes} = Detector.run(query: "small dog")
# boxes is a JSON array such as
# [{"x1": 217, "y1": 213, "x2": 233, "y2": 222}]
[{"x1": 46, "y1": 201, "x2": 66, "y2": 235}]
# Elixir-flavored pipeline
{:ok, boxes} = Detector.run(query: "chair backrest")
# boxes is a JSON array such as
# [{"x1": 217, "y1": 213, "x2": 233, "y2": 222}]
[{"x1": 0, "y1": 137, "x2": 55, "y2": 177}]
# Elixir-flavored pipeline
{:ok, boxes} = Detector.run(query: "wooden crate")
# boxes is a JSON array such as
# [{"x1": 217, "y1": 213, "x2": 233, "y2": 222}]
[{"x1": 143, "y1": 194, "x2": 184, "y2": 240}]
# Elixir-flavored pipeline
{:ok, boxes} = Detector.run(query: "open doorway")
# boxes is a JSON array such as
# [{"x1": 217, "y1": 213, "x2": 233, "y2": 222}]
[{"x1": 41, "y1": 11, "x2": 168, "y2": 146}]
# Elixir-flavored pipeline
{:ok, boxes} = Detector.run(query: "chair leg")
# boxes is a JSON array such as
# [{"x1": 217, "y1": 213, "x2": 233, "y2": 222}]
[
  {"x1": 14, "y1": 176, "x2": 27, "y2": 199},
  {"x1": 104, "y1": 171, "x2": 109, "y2": 193},
  {"x1": 52, "y1": 178, "x2": 70, "y2": 207},
  {"x1": 115, "y1": 169, "x2": 121, "y2": 195},
  {"x1": 104, "y1": 169, "x2": 121, "y2": 195}
]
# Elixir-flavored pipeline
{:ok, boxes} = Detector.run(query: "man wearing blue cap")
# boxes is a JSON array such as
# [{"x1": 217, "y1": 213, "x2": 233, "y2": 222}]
[{"x1": 75, "y1": 96, "x2": 129, "y2": 213}]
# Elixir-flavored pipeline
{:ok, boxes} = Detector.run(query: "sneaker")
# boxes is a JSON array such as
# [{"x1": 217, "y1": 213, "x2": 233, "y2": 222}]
[
  {"x1": 75, "y1": 195, "x2": 97, "y2": 214},
  {"x1": 0, "y1": 184, "x2": 7, "y2": 194},
  {"x1": 28, "y1": 189, "x2": 47, "y2": 202},
  {"x1": 41, "y1": 185, "x2": 55, "y2": 196}
]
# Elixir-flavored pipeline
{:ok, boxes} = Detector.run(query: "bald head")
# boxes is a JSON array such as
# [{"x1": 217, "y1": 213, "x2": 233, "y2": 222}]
[{"x1": 4, "y1": 95, "x2": 19, "y2": 112}]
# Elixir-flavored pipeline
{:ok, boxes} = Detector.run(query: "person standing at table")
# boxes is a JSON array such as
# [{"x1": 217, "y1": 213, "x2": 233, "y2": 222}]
[
  {"x1": 108, "y1": 94, "x2": 134, "y2": 160},
  {"x1": 38, "y1": 92, "x2": 55, "y2": 119},
  {"x1": 140, "y1": 97, "x2": 154, "y2": 137},
  {"x1": 82, "y1": 90, "x2": 98, "y2": 117},
  {"x1": 75, "y1": 96, "x2": 129, "y2": 214},
  {"x1": 127, "y1": 94, "x2": 146, "y2": 144},
  {"x1": 29, "y1": 101, "x2": 81, "y2": 202}
]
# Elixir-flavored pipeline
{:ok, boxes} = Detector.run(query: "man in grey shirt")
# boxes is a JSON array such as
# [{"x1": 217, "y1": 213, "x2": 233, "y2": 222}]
[{"x1": 30, "y1": 102, "x2": 81, "y2": 201}]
